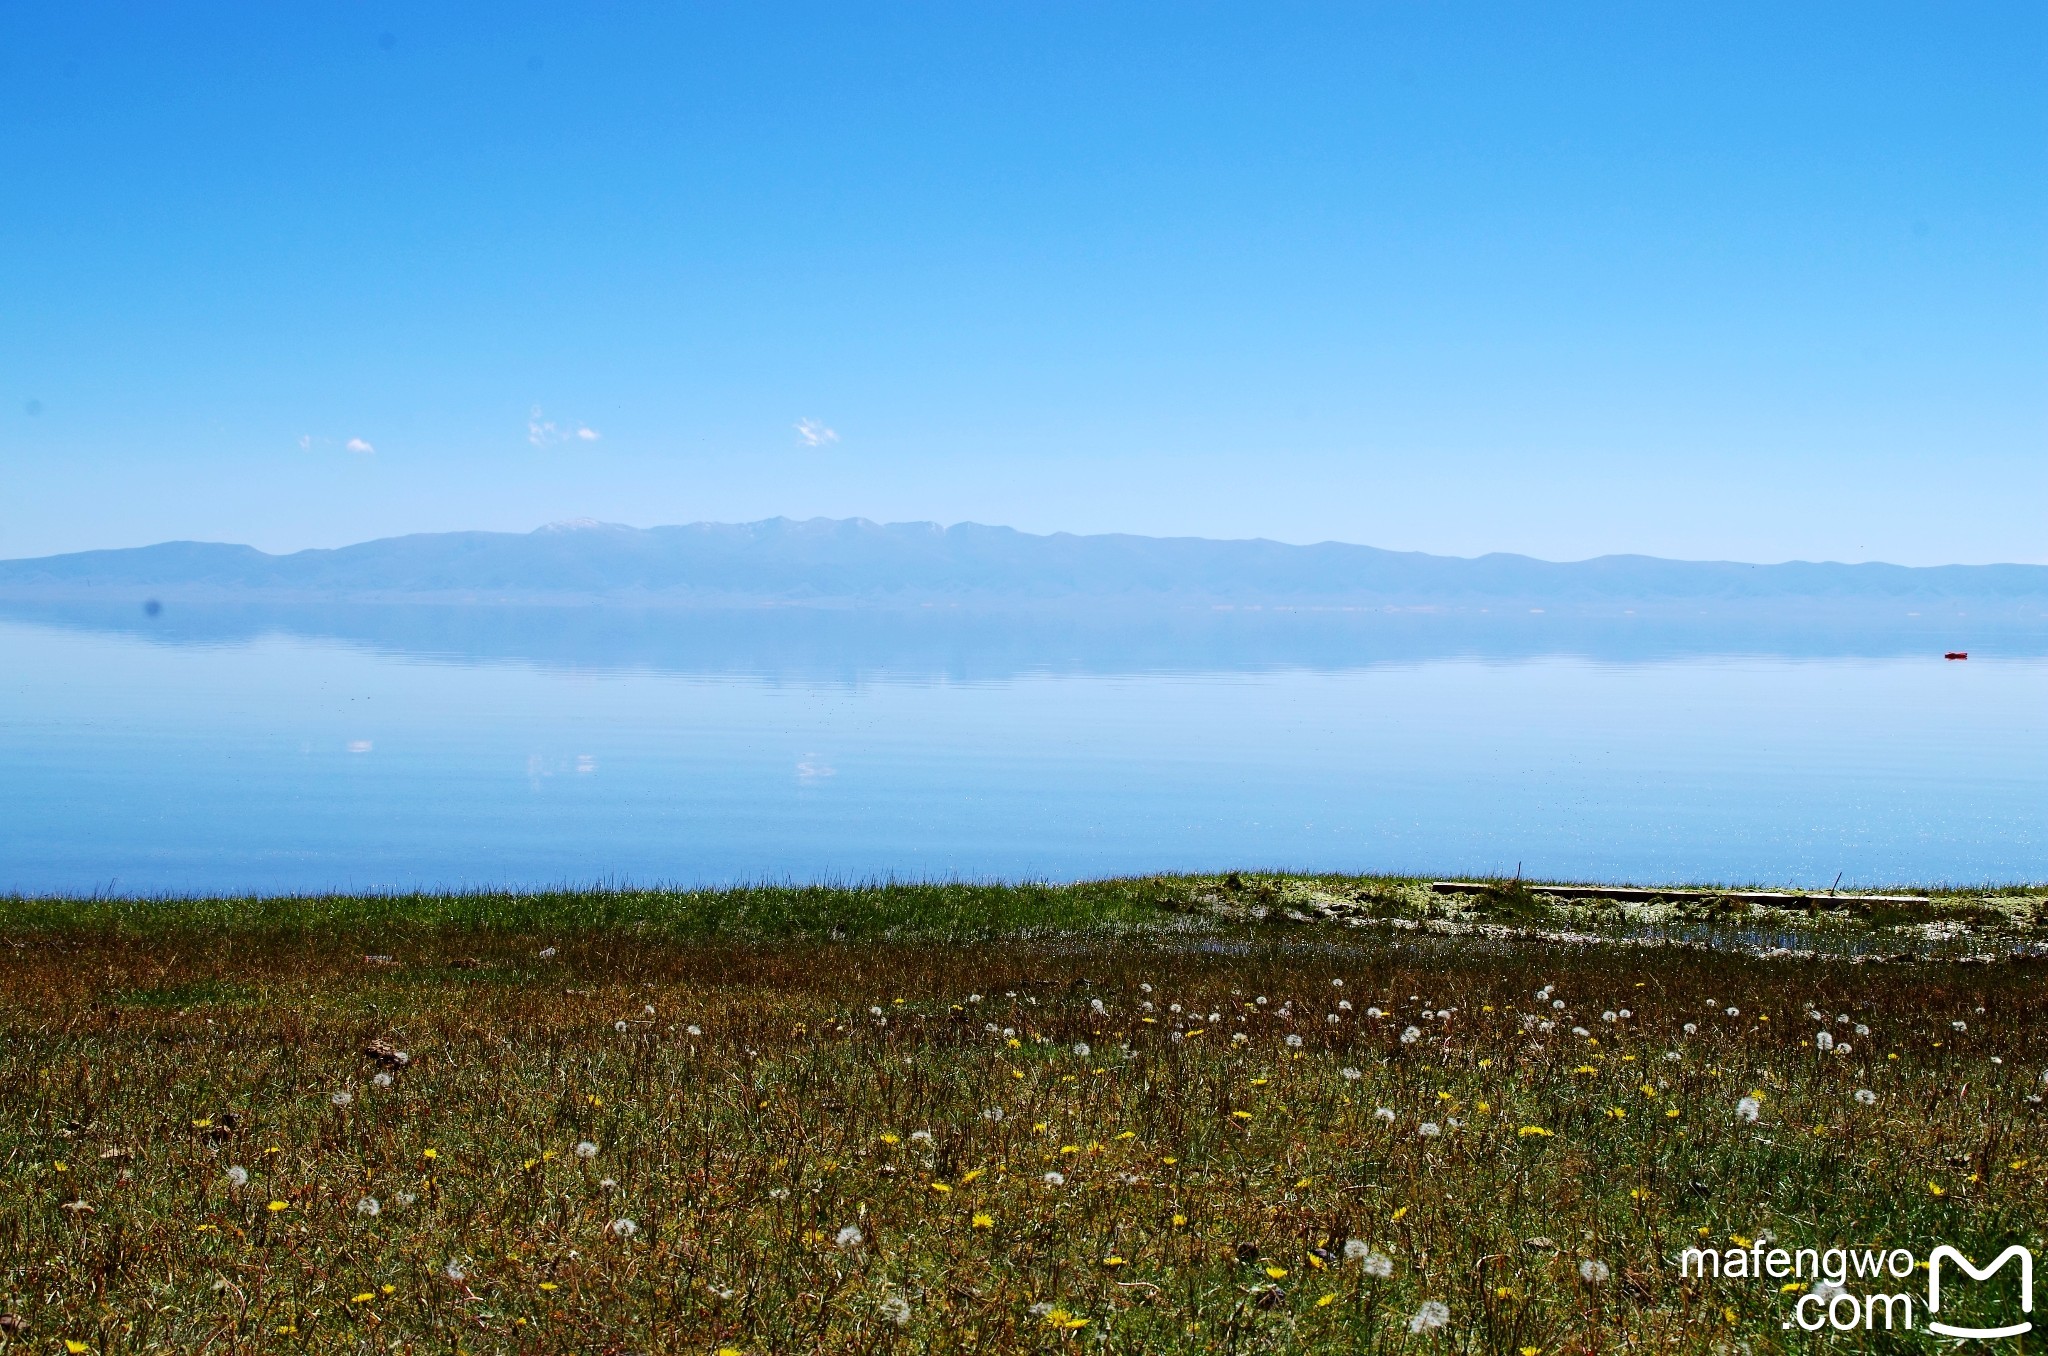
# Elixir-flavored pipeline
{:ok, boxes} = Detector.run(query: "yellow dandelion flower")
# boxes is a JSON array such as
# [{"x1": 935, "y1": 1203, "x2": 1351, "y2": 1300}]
[
  {"x1": 880, "y1": 1134, "x2": 900, "y2": 1145},
  {"x1": 539, "y1": 1282, "x2": 558, "y2": 1291},
  {"x1": 1172, "y1": 1213, "x2": 1187, "y2": 1226},
  {"x1": 1103, "y1": 1255, "x2": 1126, "y2": 1267},
  {"x1": 1231, "y1": 1111, "x2": 1252, "y2": 1121},
  {"x1": 421, "y1": 1148, "x2": 438, "y2": 1160},
  {"x1": 1517, "y1": 1126, "x2": 1553, "y2": 1138},
  {"x1": 1317, "y1": 1293, "x2": 1338, "y2": 1307},
  {"x1": 1115, "y1": 1131, "x2": 1136, "y2": 1141},
  {"x1": 1162, "y1": 1156, "x2": 1178, "y2": 1165},
  {"x1": 961, "y1": 1168, "x2": 985, "y2": 1183},
  {"x1": 930, "y1": 1182, "x2": 951, "y2": 1194},
  {"x1": 1265, "y1": 1265, "x2": 1288, "y2": 1279},
  {"x1": 1390, "y1": 1205, "x2": 1409, "y2": 1221},
  {"x1": 1478, "y1": 1058, "x2": 1494, "y2": 1068},
  {"x1": 1928, "y1": 1181, "x2": 1946, "y2": 1197},
  {"x1": 67, "y1": 1343, "x2": 92, "y2": 1354},
  {"x1": 352, "y1": 1292, "x2": 375, "y2": 1303},
  {"x1": 266, "y1": 1200, "x2": 289, "y2": 1213},
  {"x1": 972, "y1": 1213, "x2": 993, "y2": 1229}
]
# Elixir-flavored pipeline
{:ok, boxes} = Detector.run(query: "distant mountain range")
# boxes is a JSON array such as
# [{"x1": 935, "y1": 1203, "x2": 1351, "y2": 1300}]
[{"x1": 1, "y1": 518, "x2": 2043, "y2": 612}]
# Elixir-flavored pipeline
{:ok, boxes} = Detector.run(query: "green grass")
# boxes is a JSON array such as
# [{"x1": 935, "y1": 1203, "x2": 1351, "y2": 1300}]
[{"x1": 1, "y1": 877, "x2": 2044, "y2": 1353}]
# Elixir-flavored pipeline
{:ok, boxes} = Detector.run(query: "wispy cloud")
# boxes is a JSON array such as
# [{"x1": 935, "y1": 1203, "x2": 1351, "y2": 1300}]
[
  {"x1": 795, "y1": 418, "x2": 839, "y2": 448},
  {"x1": 529, "y1": 405, "x2": 600, "y2": 446},
  {"x1": 345, "y1": 437, "x2": 375, "y2": 455}
]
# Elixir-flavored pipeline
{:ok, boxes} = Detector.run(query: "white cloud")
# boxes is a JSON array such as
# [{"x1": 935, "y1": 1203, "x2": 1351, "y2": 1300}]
[
  {"x1": 529, "y1": 405, "x2": 600, "y2": 446},
  {"x1": 795, "y1": 418, "x2": 839, "y2": 447},
  {"x1": 297, "y1": 434, "x2": 313, "y2": 452},
  {"x1": 345, "y1": 437, "x2": 375, "y2": 455}
]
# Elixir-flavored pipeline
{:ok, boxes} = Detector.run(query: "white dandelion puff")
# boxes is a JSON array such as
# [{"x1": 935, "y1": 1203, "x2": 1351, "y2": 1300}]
[
  {"x1": 1601, "y1": 1011, "x2": 1617, "y2": 1023},
  {"x1": 1363, "y1": 1250, "x2": 1394, "y2": 1277},
  {"x1": 1579, "y1": 1259, "x2": 1610, "y2": 1283},
  {"x1": 1854, "y1": 1088, "x2": 1877, "y2": 1104},
  {"x1": 357, "y1": 1196, "x2": 381, "y2": 1217},
  {"x1": 1042, "y1": 1171, "x2": 1065, "y2": 1187},
  {"x1": 1408, "y1": 1299, "x2": 1449, "y2": 1332},
  {"x1": 1736, "y1": 1096, "x2": 1762, "y2": 1123},
  {"x1": 225, "y1": 1166, "x2": 248, "y2": 1188},
  {"x1": 1341, "y1": 1067, "x2": 1363, "y2": 1081},
  {"x1": 1400, "y1": 1026, "x2": 1422, "y2": 1044},
  {"x1": 614, "y1": 1020, "x2": 628, "y2": 1033},
  {"x1": 1073, "y1": 1042, "x2": 1091, "y2": 1058},
  {"x1": 444, "y1": 1260, "x2": 468, "y2": 1283},
  {"x1": 1417, "y1": 1121, "x2": 1441, "y2": 1138},
  {"x1": 1374, "y1": 1106, "x2": 1396, "y2": 1122},
  {"x1": 609, "y1": 1217, "x2": 638, "y2": 1238},
  {"x1": 836, "y1": 1225, "x2": 864, "y2": 1248},
  {"x1": 686, "y1": 1024, "x2": 702, "y2": 1037},
  {"x1": 331, "y1": 1090, "x2": 353, "y2": 1108},
  {"x1": 982, "y1": 1107, "x2": 1004, "y2": 1123},
  {"x1": 1571, "y1": 1026, "x2": 1591, "y2": 1038},
  {"x1": 1285, "y1": 1034, "x2": 1303, "y2": 1048},
  {"x1": 1815, "y1": 1031, "x2": 1834, "y2": 1051},
  {"x1": 371, "y1": 1071, "x2": 393, "y2": 1088},
  {"x1": 879, "y1": 1293, "x2": 912, "y2": 1326},
  {"x1": 575, "y1": 1141, "x2": 599, "y2": 1160}
]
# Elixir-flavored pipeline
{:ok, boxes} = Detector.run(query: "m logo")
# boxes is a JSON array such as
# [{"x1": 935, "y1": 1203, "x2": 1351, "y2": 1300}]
[{"x1": 1928, "y1": 1245, "x2": 2034, "y2": 1339}]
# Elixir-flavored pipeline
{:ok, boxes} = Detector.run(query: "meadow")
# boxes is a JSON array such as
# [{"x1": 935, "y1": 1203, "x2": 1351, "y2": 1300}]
[{"x1": 1, "y1": 877, "x2": 2043, "y2": 1353}]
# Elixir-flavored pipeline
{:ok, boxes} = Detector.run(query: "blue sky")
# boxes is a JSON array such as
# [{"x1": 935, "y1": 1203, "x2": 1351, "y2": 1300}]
[{"x1": 2, "y1": 2, "x2": 2042, "y2": 565}]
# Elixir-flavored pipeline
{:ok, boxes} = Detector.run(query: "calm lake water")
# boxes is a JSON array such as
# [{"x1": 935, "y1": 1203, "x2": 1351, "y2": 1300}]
[{"x1": 2, "y1": 606, "x2": 2042, "y2": 895}]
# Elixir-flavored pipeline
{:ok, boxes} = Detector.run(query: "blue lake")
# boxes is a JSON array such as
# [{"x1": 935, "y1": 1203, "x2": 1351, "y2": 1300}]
[{"x1": 1, "y1": 605, "x2": 2042, "y2": 895}]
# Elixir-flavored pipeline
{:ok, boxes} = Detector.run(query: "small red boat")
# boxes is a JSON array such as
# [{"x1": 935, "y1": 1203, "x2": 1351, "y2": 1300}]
[{"x1": 1944, "y1": 651, "x2": 1968, "y2": 660}]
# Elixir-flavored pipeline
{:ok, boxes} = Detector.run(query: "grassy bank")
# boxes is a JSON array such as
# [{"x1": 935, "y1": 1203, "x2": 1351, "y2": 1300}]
[{"x1": 2, "y1": 878, "x2": 2044, "y2": 1352}]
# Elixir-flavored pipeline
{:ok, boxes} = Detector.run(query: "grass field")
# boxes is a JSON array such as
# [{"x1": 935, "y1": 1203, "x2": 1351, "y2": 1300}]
[{"x1": 2, "y1": 876, "x2": 2044, "y2": 1353}]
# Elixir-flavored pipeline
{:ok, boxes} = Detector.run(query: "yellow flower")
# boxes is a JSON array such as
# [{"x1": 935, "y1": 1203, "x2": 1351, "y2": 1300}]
[
  {"x1": 68, "y1": 1343, "x2": 92, "y2": 1354},
  {"x1": 1172, "y1": 1213, "x2": 1187, "y2": 1226},
  {"x1": 1295, "y1": 1177, "x2": 1311, "y2": 1189},
  {"x1": 1478, "y1": 1058, "x2": 1493, "y2": 1068},
  {"x1": 1115, "y1": 1131, "x2": 1136, "y2": 1141},
  {"x1": 352, "y1": 1292, "x2": 375, "y2": 1303},
  {"x1": 1231, "y1": 1111, "x2": 1252, "y2": 1121},
  {"x1": 1043, "y1": 1307, "x2": 1088, "y2": 1330},
  {"x1": 1666, "y1": 1109, "x2": 1680, "y2": 1118},
  {"x1": 421, "y1": 1148, "x2": 438, "y2": 1160},
  {"x1": 266, "y1": 1200, "x2": 289, "y2": 1213},
  {"x1": 1265, "y1": 1265, "x2": 1288, "y2": 1279},
  {"x1": 1928, "y1": 1181, "x2": 1946, "y2": 1197},
  {"x1": 1475, "y1": 1100, "x2": 1490, "y2": 1114},
  {"x1": 1308, "y1": 1252, "x2": 1325, "y2": 1269},
  {"x1": 1161, "y1": 1156, "x2": 1178, "y2": 1165},
  {"x1": 880, "y1": 1134, "x2": 900, "y2": 1145},
  {"x1": 930, "y1": 1182, "x2": 951, "y2": 1193},
  {"x1": 1517, "y1": 1126, "x2": 1553, "y2": 1138},
  {"x1": 1390, "y1": 1205, "x2": 1409, "y2": 1221},
  {"x1": 960, "y1": 1168, "x2": 985, "y2": 1183},
  {"x1": 1604, "y1": 1107, "x2": 1626, "y2": 1120},
  {"x1": 1250, "y1": 1078, "x2": 1268, "y2": 1087},
  {"x1": 1317, "y1": 1293, "x2": 1338, "y2": 1307},
  {"x1": 1521, "y1": 1347, "x2": 1541, "y2": 1355},
  {"x1": 972, "y1": 1213, "x2": 993, "y2": 1229},
  {"x1": 718, "y1": 1349, "x2": 745, "y2": 1356},
  {"x1": 1780, "y1": 1282, "x2": 1805, "y2": 1293},
  {"x1": 380, "y1": 1285, "x2": 395, "y2": 1295},
  {"x1": 539, "y1": 1282, "x2": 558, "y2": 1291},
  {"x1": 1103, "y1": 1256, "x2": 1126, "y2": 1267}
]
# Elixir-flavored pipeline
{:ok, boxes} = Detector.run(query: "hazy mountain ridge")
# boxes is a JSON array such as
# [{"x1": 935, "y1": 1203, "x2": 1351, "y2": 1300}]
[{"x1": 2, "y1": 518, "x2": 2043, "y2": 606}]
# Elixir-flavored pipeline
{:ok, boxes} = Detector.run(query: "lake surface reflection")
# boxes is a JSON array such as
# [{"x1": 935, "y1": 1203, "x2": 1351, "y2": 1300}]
[{"x1": 2, "y1": 602, "x2": 2041, "y2": 895}]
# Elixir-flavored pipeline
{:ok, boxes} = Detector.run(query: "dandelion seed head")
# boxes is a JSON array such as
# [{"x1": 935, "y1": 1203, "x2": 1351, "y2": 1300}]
[
  {"x1": 1408, "y1": 1299, "x2": 1449, "y2": 1332},
  {"x1": 225, "y1": 1166, "x2": 248, "y2": 1187},
  {"x1": 1552, "y1": 999, "x2": 1566, "y2": 1011},
  {"x1": 879, "y1": 1293, "x2": 912, "y2": 1326},
  {"x1": 1341, "y1": 1067, "x2": 1363, "y2": 1081},
  {"x1": 609, "y1": 1217, "x2": 638, "y2": 1238},
  {"x1": 444, "y1": 1260, "x2": 467, "y2": 1282},
  {"x1": 1726, "y1": 1007, "x2": 1740, "y2": 1017},
  {"x1": 537, "y1": 946, "x2": 557, "y2": 959},
  {"x1": 356, "y1": 1197, "x2": 380, "y2": 1217},
  {"x1": 1736, "y1": 1096, "x2": 1762, "y2": 1123},
  {"x1": 1374, "y1": 1107, "x2": 1396, "y2": 1122},
  {"x1": 1042, "y1": 1171, "x2": 1065, "y2": 1187},
  {"x1": 1571, "y1": 1026, "x2": 1591, "y2": 1038},
  {"x1": 1343, "y1": 1238, "x2": 1369, "y2": 1261},
  {"x1": 982, "y1": 1107, "x2": 1004, "y2": 1122},
  {"x1": 1683, "y1": 1022, "x2": 1698, "y2": 1035},
  {"x1": 1815, "y1": 1031, "x2": 1834, "y2": 1051},
  {"x1": 1072, "y1": 1042, "x2": 1091, "y2": 1057},
  {"x1": 1854, "y1": 1089, "x2": 1877, "y2": 1104},
  {"x1": 614, "y1": 1020, "x2": 628, "y2": 1033},
  {"x1": 1579, "y1": 1259, "x2": 1610, "y2": 1283},
  {"x1": 1366, "y1": 1006, "x2": 1384, "y2": 1018},
  {"x1": 1418, "y1": 1121, "x2": 1441, "y2": 1138},
  {"x1": 575, "y1": 1141, "x2": 599, "y2": 1160},
  {"x1": 371, "y1": 1071, "x2": 392, "y2": 1088},
  {"x1": 1285, "y1": 1034, "x2": 1304, "y2": 1048},
  {"x1": 1601, "y1": 1011, "x2": 1617, "y2": 1023},
  {"x1": 1400, "y1": 1026, "x2": 1422, "y2": 1044},
  {"x1": 686, "y1": 1024, "x2": 702, "y2": 1037}
]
